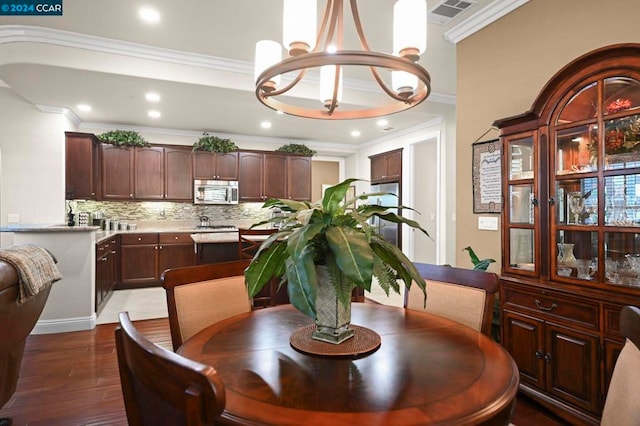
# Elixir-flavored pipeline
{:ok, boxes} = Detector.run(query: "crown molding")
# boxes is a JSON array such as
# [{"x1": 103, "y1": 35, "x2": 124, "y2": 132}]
[
  {"x1": 36, "y1": 104, "x2": 81, "y2": 126},
  {"x1": 444, "y1": 0, "x2": 529, "y2": 44},
  {"x1": 0, "y1": 25, "x2": 252, "y2": 74},
  {"x1": 356, "y1": 116, "x2": 445, "y2": 149},
  {"x1": 0, "y1": 25, "x2": 455, "y2": 106}
]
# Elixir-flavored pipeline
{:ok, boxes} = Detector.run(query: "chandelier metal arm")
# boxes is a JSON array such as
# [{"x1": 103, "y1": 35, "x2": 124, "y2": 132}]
[
  {"x1": 369, "y1": 66, "x2": 412, "y2": 103},
  {"x1": 261, "y1": 69, "x2": 307, "y2": 98},
  {"x1": 349, "y1": 0, "x2": 372, "y2": 52},
  {"x1": 312, "y1": 0, "x2": 333, "y2": 54}
]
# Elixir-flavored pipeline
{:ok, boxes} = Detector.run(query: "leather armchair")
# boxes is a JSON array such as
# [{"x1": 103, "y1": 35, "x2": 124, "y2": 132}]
[{"x1": 0, "y1": 260, "x2": 52, "y2": 424}]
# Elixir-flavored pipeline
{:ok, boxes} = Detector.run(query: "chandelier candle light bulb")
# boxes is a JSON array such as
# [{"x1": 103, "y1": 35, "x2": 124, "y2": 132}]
[{"x1": 254, "y1": 0, "x2": 430, "y2": 119}]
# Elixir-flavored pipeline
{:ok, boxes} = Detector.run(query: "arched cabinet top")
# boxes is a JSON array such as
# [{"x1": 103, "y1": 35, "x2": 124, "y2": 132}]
[{"x1": 494, "y1": 43, "x2": 640, "y2": 131}]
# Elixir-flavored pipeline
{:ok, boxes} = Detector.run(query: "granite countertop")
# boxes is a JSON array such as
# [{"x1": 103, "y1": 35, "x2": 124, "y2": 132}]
[
  {"x1": 0, "y1": 224, "x2": 101, "y2": 233},
  {"x1": 95, "y1": 227, "x2": 241, "y2": 244}
]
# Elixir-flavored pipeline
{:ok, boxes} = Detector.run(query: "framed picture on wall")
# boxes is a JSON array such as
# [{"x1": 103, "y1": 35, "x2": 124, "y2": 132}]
[{"x1": 472, "y1": 139, "x2": 502, "y2": 213}]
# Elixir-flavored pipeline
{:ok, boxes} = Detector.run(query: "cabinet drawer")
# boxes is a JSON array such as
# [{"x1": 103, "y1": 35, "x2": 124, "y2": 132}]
[
  {"x1": 121, "y1": 233, "x2": 158, "y2": 245},
  {"x1": 503, "y1": 286, "x2": 599, "y2": 330},
  {"x1": 159, "y1": 233, "x2": 193, "y2": 244}
]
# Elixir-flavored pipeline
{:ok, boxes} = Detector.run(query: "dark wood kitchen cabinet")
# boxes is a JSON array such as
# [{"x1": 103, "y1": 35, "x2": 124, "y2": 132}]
[
  {"x1": 119, "y1": 232, "x2": 195, "y2": 289},
  {"x1": 238, "y1": 151, "x2": 311, "y2": 201},
  {"x1": 134, "y1": 146, "x2": 164, "y2": 200},
  {"x1": 119, "y1": 233, "x2": 158, "y2": 288},
  {"x1": 135, "y1": 146, "x2": 193, "y2": 201},
  {"x1": 193, "y1": 151, "x2": 238, "y2": 180},
  {"x1": 101, "y1": 144, "x2": 134, "y2": 200},
  {"x1": 95, "y1": 236, "x2": 117, "y2": 313},
  {"x1": 164, "y1": 147, "x2": 193, "y2": 200},
  {"x1": 494, "y1": 45, "x2": 640, "y2": 424},
  {"x1": 65, "y1": 132, "x2": 101, "y2": 200},
  {"x1": 370, "y1": 148, "x2": 402, "y2": 183},
  {"x1": 286, "y1": 155, "x2": 312, "y2": 200},
  {"x1": 158, "y1": 233, "x2": 195, "y2": 274}
]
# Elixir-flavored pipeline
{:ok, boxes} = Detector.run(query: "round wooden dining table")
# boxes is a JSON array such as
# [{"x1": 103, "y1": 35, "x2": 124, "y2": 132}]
[{"x1": 178, "y1": 303, "x2": 519, "y2": 426}]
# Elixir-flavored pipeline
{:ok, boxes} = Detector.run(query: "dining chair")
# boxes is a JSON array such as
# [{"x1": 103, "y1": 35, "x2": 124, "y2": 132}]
[
  {"x1": 601, "y1": 305, "x2": 640, "y2": 426},
  {"x1": 237, "y1": 228, "x2": 289, "y2": 308},
  {"x1": 115, "y1": 311, "x2": 226, "y2": 426},
  {"x1": 405, "y1": 262, "x2": 499, "y2": 336},
  {"x1": 161, "y1": 260, "x2": 252, "y2": 351}
]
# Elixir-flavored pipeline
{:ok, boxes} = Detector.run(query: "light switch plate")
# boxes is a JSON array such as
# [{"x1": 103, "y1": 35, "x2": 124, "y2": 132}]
[{"x1": 478, "y1": 216, "x2": 498, "y2": 231}]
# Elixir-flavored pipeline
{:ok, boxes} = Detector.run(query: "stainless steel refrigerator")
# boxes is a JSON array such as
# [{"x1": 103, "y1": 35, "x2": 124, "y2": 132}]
[{"x1": 370, "y1": 182, "x2": 401, "y2": 248}]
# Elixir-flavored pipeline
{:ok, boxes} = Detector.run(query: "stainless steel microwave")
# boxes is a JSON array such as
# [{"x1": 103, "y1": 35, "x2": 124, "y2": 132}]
[{"x1": 194, "y1": 180, "x2": 239, "y2": 204}]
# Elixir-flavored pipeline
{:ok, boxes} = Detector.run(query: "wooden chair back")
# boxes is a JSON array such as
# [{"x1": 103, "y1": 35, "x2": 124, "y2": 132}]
[
  {"x1": 405, "y1": 263, "x2": 499, "y2": 336},
  {"x1": 161, "y1": 260, "x2": 251, "y2": 351},
  {"x1": 237, "y1": 228, "x2": 290, "y2": 308},
  {"x1": 238, "y1": 228, "x2": 278, "y2": 260},
  {"x1": 115, "y1": 312, "x2": 225, "y2": 426},
  {"x1": 601, "y1": 305, "x2": 640, "y2": 426}
]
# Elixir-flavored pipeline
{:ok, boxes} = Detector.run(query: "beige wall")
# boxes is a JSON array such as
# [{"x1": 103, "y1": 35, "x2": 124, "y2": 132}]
[{"x1": 456, "y1": 0, "x2": 640, "y2": 270}]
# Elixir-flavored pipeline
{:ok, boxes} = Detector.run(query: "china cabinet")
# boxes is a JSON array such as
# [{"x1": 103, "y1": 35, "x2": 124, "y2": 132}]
[{"x1": 495, "y1": 44, "x2": 640, "y2": 425}]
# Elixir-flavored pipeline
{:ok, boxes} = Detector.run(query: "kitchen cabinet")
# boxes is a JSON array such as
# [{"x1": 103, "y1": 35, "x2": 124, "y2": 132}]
[
  {"x1": 286, "y1": 155, "x2": 312, "y2": 201},
  {"x1": 119, "y1": 233, "x2": 158, "y2": 288},
  {"x1": 65, "y1": 132, "x2": 101, "y2": 200},
  {"x1": 195, "y1": 242, "x2": 239, "y2": 265},
  {"x1": 135, "y1": 146, "x2": 193, "y2": 201},
  {"x1": 101, "y1": 144, "x2": 134, "y2": 200},
  {"x1": 134, "y1": 147, "x2": 164, "y2": 200},
  {"x1": 158, "y1": 233, "x2": 195, "y2": 274},
  {"x1": 494, "y1": 45, "x2": 640, "y2": 424},
  {"x1": 239, "y1": 151, "x2": 311, "y2": 201},
  {"x1": 193, "y1": 151, "x2": 238, "y2": 180},
  {"x1": 95, "y1": 236, "x2": 117, "y2": 313},
  {"x1": 119, "y1": 232, "x2": 195, "y2": 289},
  {"x1": 165, "y1": 147, "x2": 193, "y2": 200},
  {"x1": 370, "y1": 148, "x2": 402, "y2": 183}
]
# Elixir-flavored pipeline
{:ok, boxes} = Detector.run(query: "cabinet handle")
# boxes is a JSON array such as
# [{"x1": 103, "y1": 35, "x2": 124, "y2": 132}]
[
  {"x1": 111, "y1": 250, "x2": 116, "y2": 254},
  {"x1": 102, "y1": 258, "x2": 107, "y2": 262},
  {"x1": 155, "y1": 245, "x2": 158, "y2": 250},
  {"x1": 138, "y1": 237, "x2": 142, "y2": 241},
  {"x1": 544, "y1": 353, "x2": 552, "y2": 362},
  {"x1": 535, "y1": 349, "x2": 543, "y2": 359},
  {"x1": 129, "y1": 194, "x2": 133, "y2": 198},
  {"x1": 534, "y1": 299, "x2": 558, "y2": 311},
  {"x1": 531, "y1": 197, "x2": 539, "y2": 206},
  {"x1": 548, "y1": 197, "x2": 556, "y2": 205},
  {"x1": 175, "y1": 236, "x2": 179, "y2": 240},
  {"x1": 159, "y1": 245, "x2": 163, "y2": 249}
]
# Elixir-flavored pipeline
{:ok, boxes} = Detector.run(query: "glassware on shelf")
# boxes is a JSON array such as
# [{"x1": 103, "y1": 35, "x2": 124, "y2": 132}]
[
  {"x1": 567, "y1": 192, "x2": 586, "y2": 225},
  {"x1": 575, "y1": 258, "x2": 595, "y2": 279},
  {"x1": 557, "y1": 243, "x2": 576, "y2": 267}
]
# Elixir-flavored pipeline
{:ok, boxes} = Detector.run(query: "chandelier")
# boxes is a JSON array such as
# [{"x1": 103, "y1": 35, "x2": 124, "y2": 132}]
[{"x1": 254, "y1": 0, "x2": 431, "y2": 120}]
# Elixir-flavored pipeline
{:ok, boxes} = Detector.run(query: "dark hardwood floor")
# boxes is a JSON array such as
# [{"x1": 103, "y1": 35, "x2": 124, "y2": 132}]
[{"x1": 1, "y1": 318, "x2": 570, "y2": 425}]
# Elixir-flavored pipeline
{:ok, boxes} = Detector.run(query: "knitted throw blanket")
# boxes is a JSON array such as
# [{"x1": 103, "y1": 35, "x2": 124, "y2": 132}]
[{"x1": 0, "y1": 244, "x2": 62, "y2": 303}]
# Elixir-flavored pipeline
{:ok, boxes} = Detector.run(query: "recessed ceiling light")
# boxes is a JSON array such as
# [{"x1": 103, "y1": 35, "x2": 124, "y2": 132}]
[
  {"x1": 76, "y1": 104, "x2": 92, "y2": 112},
  {"x1": 148, "y1": 110, "x2": 161, "y2": 118},
  {"x1": 351, "y1": 130, "x2": 361, "y2": 137},
  {"x1": 260, "y1": 121, "x2": 272, "y2": 129},
  {"x1": 145, "y1": 92, "x2": 160, "y2": 102},
  {"x1": 138, "y1": 6, "x2": 160, "y2": 23},
  {"x1": 377, "y1": 119, "x2": 388, "y2": 127}
]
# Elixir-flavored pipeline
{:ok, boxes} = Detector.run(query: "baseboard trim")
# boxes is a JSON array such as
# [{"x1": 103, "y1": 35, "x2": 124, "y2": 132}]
[{"x1": 31, "y1": 314, "x2": 97, "y2": 334}]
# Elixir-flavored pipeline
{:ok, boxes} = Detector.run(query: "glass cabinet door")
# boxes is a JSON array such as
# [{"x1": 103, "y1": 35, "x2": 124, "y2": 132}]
[
  {"x1": 504, "y1": 133, "x2": 537, "y2": 274},
  {"x1": 550, "y1": 75, "x2": 640, "y2": 287}
]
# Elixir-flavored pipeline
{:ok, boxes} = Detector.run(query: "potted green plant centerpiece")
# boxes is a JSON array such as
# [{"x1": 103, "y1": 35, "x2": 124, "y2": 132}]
[{"x1": 245, "y1": 178, "x2": 429, "y2": 345}]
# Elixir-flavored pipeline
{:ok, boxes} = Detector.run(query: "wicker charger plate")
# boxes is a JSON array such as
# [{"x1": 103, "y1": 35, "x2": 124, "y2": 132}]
[{"x1": 290, "y1": 324, "x2": 381, "y2": 358}]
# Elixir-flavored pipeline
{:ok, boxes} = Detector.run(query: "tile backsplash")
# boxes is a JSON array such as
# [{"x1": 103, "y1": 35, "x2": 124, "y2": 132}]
[{"x1": 69, "y1": 200, "x2": 269, "y2": 225}]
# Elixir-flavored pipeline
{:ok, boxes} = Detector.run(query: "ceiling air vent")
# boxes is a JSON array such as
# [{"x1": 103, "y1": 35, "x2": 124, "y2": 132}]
[{"x1": 429, "y1": 0, "x2": 476, "y2": 25}]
